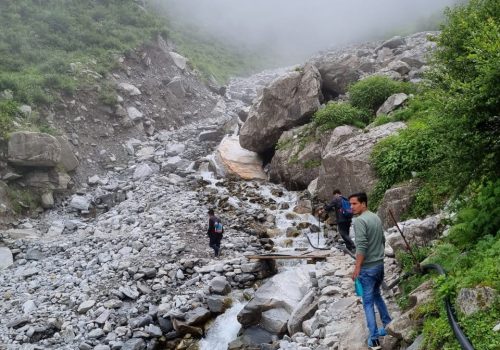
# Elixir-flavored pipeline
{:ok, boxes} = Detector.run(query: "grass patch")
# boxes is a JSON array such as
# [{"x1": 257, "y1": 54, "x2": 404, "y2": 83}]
[
  {"x1": 313, "y1": 101, "x2": 368, "y2": 131},
  {"x1": 348, "y1": 75, "x2": 415, "y2": 115},
  {"x1": 6, "y1": 187, "x2": 41, "y2": 213}
]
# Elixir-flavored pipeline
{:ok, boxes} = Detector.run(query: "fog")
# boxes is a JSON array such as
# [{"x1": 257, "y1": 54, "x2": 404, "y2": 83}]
[{"x1": 151, "y1": 0, "x2": 458, "y2": 63}]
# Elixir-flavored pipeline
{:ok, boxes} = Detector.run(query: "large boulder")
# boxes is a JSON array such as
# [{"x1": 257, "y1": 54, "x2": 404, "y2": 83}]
[
  {"x1": 317, "y1": 122, "x2": 406, "y2": 200},
  {"x1": 56, "y1": 136, "x2": 79, "y2": 172},
  {"x1": 317, "y1": 60, "x2": 361, "y2": 97},
  {"x1": 377, "y1": 182, "x2": 418, "y2": 229},
  {"x1": 8, "y1": 131, "x2": 61, "y2": 167},
  {"x1": 237, "y1": 265, "x2": 313, "y2": 334},
  {"x1": 269, "y1": 125, "x2": 321, "y2": 190},
  {"x1": 386, "y1": 215, "x2": 441, "y2": 252},
  {"x1": 239, "y1": 63, "x2": 322, "y2": 153},
  {"x1": 215, "y1": 136, "x2": 267, "y2": 180},
  {"x1": 23, "y1": 169, "x2": 71, "y2": 191}
]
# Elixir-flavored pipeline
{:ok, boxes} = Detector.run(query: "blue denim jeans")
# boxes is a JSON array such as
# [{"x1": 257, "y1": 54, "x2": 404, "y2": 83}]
[{"x1": 359, "y1": 263, "x2": 392, "y2": 341}]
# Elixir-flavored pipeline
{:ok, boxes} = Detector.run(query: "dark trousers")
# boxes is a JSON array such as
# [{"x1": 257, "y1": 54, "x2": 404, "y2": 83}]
[
  {"x1": 338, "y1": 221, "x2": 355, "y2": 251},
  {"x1": 209, "y1": 233, "x2": 222, "y2": 256}
]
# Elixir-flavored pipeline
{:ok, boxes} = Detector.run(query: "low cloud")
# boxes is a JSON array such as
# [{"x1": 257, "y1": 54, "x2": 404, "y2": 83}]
[{"x1": 151, "y1": 0, "x2": 458, "y2": 63}]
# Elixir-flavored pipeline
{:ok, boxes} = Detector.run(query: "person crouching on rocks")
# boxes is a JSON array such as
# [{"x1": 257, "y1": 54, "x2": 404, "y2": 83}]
[{"x1": 207, "y1": 209, "x2": 224, "y2": 257}]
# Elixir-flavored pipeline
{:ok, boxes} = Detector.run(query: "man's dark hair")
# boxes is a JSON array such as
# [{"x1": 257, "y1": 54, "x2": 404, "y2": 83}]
[
  {"x1": 349, "y1": 192, "x2": 368, "y2": 205},
  {"x1": 333, "y1": 189, "x2": 341, "y2": 195},
  {"x1": 208, "y1": 209, "x2": 215, "y2": 215}
]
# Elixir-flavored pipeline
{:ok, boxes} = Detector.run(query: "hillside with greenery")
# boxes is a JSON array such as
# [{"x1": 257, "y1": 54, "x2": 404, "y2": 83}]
[
  {"x1": 0, "y1": 0, "x2": 166, "y2": 138},
  {"x1": 373, "y1": 0, "x2": 499, "y2": 348}
]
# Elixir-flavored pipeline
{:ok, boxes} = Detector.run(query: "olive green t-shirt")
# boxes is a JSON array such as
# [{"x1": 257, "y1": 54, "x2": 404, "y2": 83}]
[{"x1": 353, "y1": 210, "x2": 385, "y2": 268}]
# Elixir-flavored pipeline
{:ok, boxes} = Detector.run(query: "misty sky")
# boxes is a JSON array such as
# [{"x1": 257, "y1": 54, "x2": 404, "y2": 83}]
[{"x1": 152, "y1": 0, "x2": 458, "y2": 62}]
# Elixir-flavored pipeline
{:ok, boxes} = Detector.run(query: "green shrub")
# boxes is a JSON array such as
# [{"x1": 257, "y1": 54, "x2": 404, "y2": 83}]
[
  {"x1": 6, "y1": 187, "x2": 40, "y2": 213},
  {"x1": 313, "y1": 101, "x2": 368, "y2": 131},
  {"x1": 348, "y1": 75, "x2": 414, "y2": 115},
  {"x1": 0, "y1": 99, "x2": 18, "y2": 138},
  {"x1": 303, "y1": 159, "x2": 321, "y2": 169}
]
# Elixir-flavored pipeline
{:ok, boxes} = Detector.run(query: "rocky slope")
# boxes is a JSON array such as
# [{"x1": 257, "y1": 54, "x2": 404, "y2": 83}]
[{"x1": 0, "y1": 32, "x2": 444, "y2": 350}]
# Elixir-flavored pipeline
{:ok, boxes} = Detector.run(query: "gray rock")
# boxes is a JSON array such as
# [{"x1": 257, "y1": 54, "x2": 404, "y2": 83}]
[
  {"x1": 169, "y1": 52, "x2": 188, "y2": 70},
  {"x1": 239, "y1": 63, "x2": 322, "y2": 153},
  {"x1": 133, "y1": 163, "x2": 153, "y2": 180},
  {"x1": 41, "y1": 191, "x2": 55, "y2": 209},
  {"x1": 23, "y1": 169, "x2": 71, "y2": 191},
  {"x1": 269, "y1": 125, "x2": 322, "y2": 189},
  {"x1": 0, "y1": 246, "x2": 14, "y2": 270},
  {"x1": 144, "y1": 324, "x2": 162, "y2": 337},
  {"x1": 119, "y1": 286, "x2": 140, "y2": 300},
  {"x1": 70, "y1": 195, "x2": 90, "y2": 211},
  {"x1": 22, "y1": 300, "x2": 37, "y2": 315},
  {"x1": 94, "y1": 345, "x2": 111, "y2": 350},
  {"x1": 117, "y1": 82, "x2": 141, "y2": 96},
  {"x1": 127, "y1": 107, "x2": 144, "y2": 122},
  {"x1": 198, "y1": 130, "x2": 222, "y2": 142},
  {"x1": 56, "y1": 136, "x2": 79, "y2": 172},
  {"x1": 209, "y1": 276, "x2": 232, "y2": 295},
  {"x1": 456, "y1": 287, "x2": 496, "y2": 316},
  {"x1": 122, "y1": 338, "x2": 146, "y2": 350},
  {"x1": 8, "y1": 131, "x2": 61, "y2": 167},
  {"x1": 206, "y1": 295, "x2": 232, "y2": 313},
  {"x1": 78, "y1": 300, "x2": 96, "y2": 314},
  {"x1": 376, "y1": 36, "x2": 406, "y2": 51},
  {"x1": 166, "y1": 76, "x2": 186, "y2": 98},
  {"x1": 317, "y1": 61, "x2": 360, "y2": 96},
  {"x1": 95, "y1": 310, "x2": 111, "y2": 325},
  {"x1": 88, "y1": 328, "x2": 104, "y2": 339},
  {"x1": 377, "y1": 182, "x2": 417, "y2": 229},
  {"x1": 317, "y1": 122, "x2": 406, "y2": 200},
  {"x1": 376, "y1": 93, "x2": 409, "y2": 116},
  {"x1": 406, "y1": 334, "x2": 424, "y2": 350},
  {"x1": 184, "y1": 307, "x2": 211, "y2": 326}
]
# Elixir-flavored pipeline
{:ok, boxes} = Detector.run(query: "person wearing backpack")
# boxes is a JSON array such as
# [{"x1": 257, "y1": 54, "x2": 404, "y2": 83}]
[
  {"x1": 207, "y1": 209, "x2": 224, "y2": 257},
  {"x1": 320, "y1": 189, "x2": 356, "y2": 253}
]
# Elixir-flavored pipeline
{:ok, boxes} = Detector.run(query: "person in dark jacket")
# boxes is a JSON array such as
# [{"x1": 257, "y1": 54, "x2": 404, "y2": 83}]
[
  {"x1": 207, "y1": 209, "x2": 223, "y2": 257},
  {"x1": 320, "y1": 189, "x2": 356, "y2": 252}
]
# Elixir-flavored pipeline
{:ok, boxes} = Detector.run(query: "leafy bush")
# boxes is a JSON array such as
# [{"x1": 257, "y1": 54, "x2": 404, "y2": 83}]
[
  {"x1": 447, "y1": 180, "x2": 500, "y2": 249},
  {"x1": 313, "y1": 101, "x2": 368, "y2": 131},
  {"x1": 348, "y1": 75, "x2": 414, "y2": 115},
  {"x1": 0, "y1": 99, "x2": 18, "y2": 139}
]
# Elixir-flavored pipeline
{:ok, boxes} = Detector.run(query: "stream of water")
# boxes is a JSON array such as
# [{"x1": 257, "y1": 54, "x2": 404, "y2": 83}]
[{"x1": 199, "y1": 301, "x2": 246, "y2": 350}]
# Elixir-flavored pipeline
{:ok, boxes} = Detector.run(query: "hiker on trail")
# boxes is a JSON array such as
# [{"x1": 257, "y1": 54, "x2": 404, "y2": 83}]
[
  {"x1": 207, "y1": 209, "x2": 224, "y2": 257},
  {"x1": 319, "y1": 189, "x2": 356, "y2": 253},
  {"x1": 349, "y1": 192, "x2": 391, "y2": 350}
]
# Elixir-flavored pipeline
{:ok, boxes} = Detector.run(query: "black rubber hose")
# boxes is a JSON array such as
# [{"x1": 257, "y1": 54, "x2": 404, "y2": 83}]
[{"x1": 421, "y1": 263, "x2": 474, "y2": 350}]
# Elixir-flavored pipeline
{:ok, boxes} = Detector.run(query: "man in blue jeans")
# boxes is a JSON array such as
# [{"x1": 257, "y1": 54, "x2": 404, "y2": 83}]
[{"x1": 350, "y1": 192, "x2": 392, "y2": 350}]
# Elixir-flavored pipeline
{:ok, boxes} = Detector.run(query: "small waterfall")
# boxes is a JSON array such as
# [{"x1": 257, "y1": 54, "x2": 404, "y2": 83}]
[{"x1": 199, "y1": 302, "x2": 245, "y2": 350}]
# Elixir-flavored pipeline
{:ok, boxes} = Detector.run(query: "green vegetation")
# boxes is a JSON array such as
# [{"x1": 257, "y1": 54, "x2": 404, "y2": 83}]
[
  {"x1": 379, "y1": 1, "x2": 500, "y2": 348},
  {"x1": 348, "y1": 75, "x2": 415, "y2": 115},
  {"x1": 6, "y1": 187, "x2": 41, "y2": 213},
  {"x1": 313, "y1": 101, "x2": 368, "y2": 131},
  {"x1": 0, "y1": 0, "x2": 165, "y2": 134},
  {"x1": 303, "y1": 159, "x2": 321, "y2": 169}
]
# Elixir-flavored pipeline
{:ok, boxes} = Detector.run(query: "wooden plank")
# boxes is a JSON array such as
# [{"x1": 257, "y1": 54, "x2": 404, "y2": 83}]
[{"x1": 246, "y1": 251, "x2": 331, "y2": 260}]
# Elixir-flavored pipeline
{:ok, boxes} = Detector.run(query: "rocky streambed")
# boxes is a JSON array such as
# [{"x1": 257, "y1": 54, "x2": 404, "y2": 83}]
[{"x1": 0, "y1": 34, "x2": 443, "y2": 350}]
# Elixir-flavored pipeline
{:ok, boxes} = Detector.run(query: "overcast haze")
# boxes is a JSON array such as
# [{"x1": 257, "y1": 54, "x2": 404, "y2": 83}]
[{"x1": 151, "y1": 0, "x2": 458, "y2": 63}]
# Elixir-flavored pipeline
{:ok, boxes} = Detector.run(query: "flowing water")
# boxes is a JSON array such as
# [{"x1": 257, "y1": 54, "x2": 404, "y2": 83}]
[{"x1": 199, "y1": 302, "x2": 246, "y2": 350}]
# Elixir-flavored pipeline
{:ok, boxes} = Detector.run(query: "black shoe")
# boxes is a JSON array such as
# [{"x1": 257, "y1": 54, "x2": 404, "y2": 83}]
[{"x1": 368, "y1": 338, "x2": 381, "y2": 350}]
